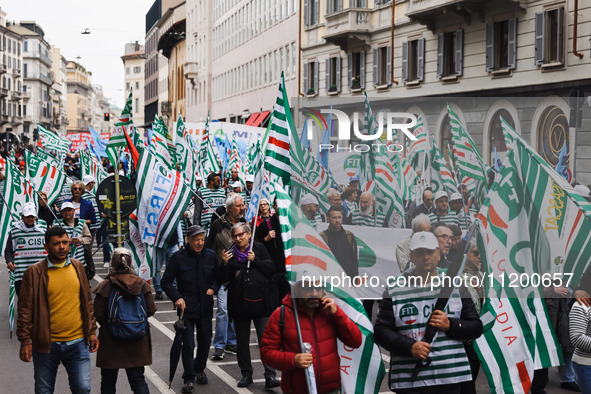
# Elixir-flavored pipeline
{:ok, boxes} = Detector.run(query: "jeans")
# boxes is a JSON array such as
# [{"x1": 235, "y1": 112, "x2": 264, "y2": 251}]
[
  {"x1": 152, "y1": 245, "x2": 179, "y2": 292},
  {"x1": 234, "y1": 316, "x2": 275, "y2": 379},
  {"x1": 213, "y1": 286, "x2": 236, "y2": 349},
  {"x1": 100, "y1": 367, "x2": 149, "y2": 394},
  {"x1": 574, "y1": 362, "x2": 591, "y2": 393},
  {"x1": 181, "y1": 316, "x2": 213, "y2": 383},
  {"x1": 560, "y1": 351, "x2": 576, "y2": 383},
  {"x1": 33, "y1": 340, "x2": 91, "y2": 394}
]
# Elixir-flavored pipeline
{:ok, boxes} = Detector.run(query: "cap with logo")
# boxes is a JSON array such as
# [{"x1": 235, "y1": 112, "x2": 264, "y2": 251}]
[
  {"x1": 21, "y1": 203, "x2": 37, "y2": 218},
  {"x1": 61, "y1": 202, "x2": 75, "y2": 211},
  {"x1": 246, "y1": 175, "x2": 255, "y2": 183},
  {"x1": 449, "y1": 192, "x2": 462, "y2": 201},
  {"x1": 409, "y1": 231, "x2": 439, "y2": 251},
  {"x1": 434, "y1": 190, "x2": 449, "y2": 201}
]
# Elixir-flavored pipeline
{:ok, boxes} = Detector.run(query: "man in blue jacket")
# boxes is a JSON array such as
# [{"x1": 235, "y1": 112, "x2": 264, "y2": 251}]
[{"x1": 162, "y1": 225, "x2": 219, "y2": 394}]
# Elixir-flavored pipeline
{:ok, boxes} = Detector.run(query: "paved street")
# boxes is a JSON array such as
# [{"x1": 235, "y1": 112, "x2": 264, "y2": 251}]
[{"x1": 0, "y1": 246, "x2": 573, "y2": 393}]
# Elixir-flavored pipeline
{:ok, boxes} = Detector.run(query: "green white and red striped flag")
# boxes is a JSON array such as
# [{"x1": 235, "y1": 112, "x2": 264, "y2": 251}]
[
  {"x1": 275, "y1": 183, "x2": 386, "y2": 393},
  {"x1": 198, "y1": 112, "x2": 221, "y2": 179},
  {"x1": 474, "y1": 119, "x2": 591, "y2": 393},
  {"x1": 407, "y1": 113, "x2": 428, "y2": 170},
  {"x1": 429, "y1": 136, "x2": 458, "y2": 194},
  {"x1": 174, "y1": 114, "x2": 196, "y2": 189},
  {"x1": 126, "y1": 211, "x2": 154, "y2": 281},
  {"x1": 228, "y1": 137, "x2": 243, "y2": 176},
  {"x1": 150, "y1": 115, "x2": 177, "y2": 170},
  {"x1": 447, "y1": 104, "x2": 490, "y2": 193},
  {"x1": 37, "y1": 124, "x2": 70, "y2": 154},
  {"x1": 264, "y1": 72, "x2": 292, "y2": 184},
  {"x1": 0, "y1": 159, "x2": 35, "y2": 254},
  {"x1": 8, "y1": 270, "x2": 15, "y2": 337},
  {"x1": 107, "y1": 90, "x2": 135, "y2": 166},
  {"x1": 80, "y1": 150, "x2": 108, "y2": 194},
  {"x1": 25, "y1": 149, "x2": 67, "y2": 205},
  {"x1": 135, "y1": 146, "x2": 192, "y2": 248}
]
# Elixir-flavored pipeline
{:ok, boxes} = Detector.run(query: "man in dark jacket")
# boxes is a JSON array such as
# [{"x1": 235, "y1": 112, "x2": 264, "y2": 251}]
[
  {"x1": 162, "y1": 225, "x2": 219, "y2": 394},
  {"x1": 375, "y1": 232, "x2": 483, "y2": 393},
  {"x1": 260, "y1": 281, "x2": 362, "y2": 393},
  {"x1": 319, "y1": 205, "x2": 359, "y2": 278}
]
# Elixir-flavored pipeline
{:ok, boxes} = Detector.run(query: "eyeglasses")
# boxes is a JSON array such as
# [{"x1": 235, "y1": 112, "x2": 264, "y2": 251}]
[
  {"x1": 72, "y1": 187, "x2": 83, "y2": 191},
  {"x1": 232, "y1": 231, "x2": 248, "y2": 239},
  {"x1": 435, "y1": 234, "x2": 452, "y2": 241}
]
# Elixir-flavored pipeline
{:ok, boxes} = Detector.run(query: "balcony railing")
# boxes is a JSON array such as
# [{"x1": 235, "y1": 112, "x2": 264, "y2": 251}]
[
  {"x1": 39, "y1": 51, "x2": 52, "y2": 66},
  {"x1": 13, "y1": 68, "x2": 21, "y2": 77},
  {"x1": 21, "y1": 91, "x2": 31, "y2": 100},
  {"x1": 12, "y1": 91, "x2": 23, "y2": 100},
  {"x1": 184, "y1": 62, "x2": 199, "y2": 80},
  {"x1": 40, "y1": 73, "x2": 52, "y2": 86},
  {"x1": 0, "y1": 114, "x2": 8, "y2": 123},
  {"x1": 0, "y1": 64, "x2": 6, "y2": 74},
  {"x1": 23, "y1": 115, "x2": 33, "y2": 123},
  {"x1": 0, "y1": 87, "x2": 7, "y2": 97},
  {"x1": 323, "y1": 8, "x2": 372, "y2": 50}
]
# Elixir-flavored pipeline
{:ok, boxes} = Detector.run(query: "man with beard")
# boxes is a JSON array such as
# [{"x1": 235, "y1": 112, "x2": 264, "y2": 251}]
[
  {"x1": 431, "y1": 222, "x2": 454, "y2": 269},
  {"x1": 320, "y1": 206, "x2": 359, "y2": 278},
  {"x1": 299, "y1": 194, "x2": 322, "y2": 229},
  {"x1": 193, "y1": 172, "x2": 226, "y2": 231},
  {"x1": 426, "y1": 191, "x2": 459, "y2": 227},
  {"x1": 260, "y1": 281, "x2": 362, "y2": 394},
  {"x1": 351, "y1": 192, "x2": 377, "y2": 226}
]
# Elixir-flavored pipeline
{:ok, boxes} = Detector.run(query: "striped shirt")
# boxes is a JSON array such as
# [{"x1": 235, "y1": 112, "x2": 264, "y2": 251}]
[
  {"x1": 82, "y1": 191, "x2": 102, "y2": 231},
  {"x1": 56, "y1": 219, "x2": 86, "y2": 266},
  {"x1": 351, "y1": 209, "x2": 378, "y2": 227},
  {"x1": 10, "y1": 220, "x2": 48, "y2": 281},
  {"x1": 427, "y1": 211, "x2": 460, "y2": 227},
  {"x1": 570, "y1": 303, "x2": 591, "y2": 365},
  {"x1": 199, "y1": 187, "x2": 226, "y2": 230}
]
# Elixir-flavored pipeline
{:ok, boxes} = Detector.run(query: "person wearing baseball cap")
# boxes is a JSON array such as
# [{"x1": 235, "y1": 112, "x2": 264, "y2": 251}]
[
  {"x1": 299, "y1": 194, "x2": 322, "y2": 228},
  {"x1": 4, "y1": 202, "x2": 48, "y2": 296},
  {"x1": 426, "y1": 190, "x2": 459, "y2": 227},
  {"x1": 375, "y1": 231, "x2": 483, "y2": 392},
  {"x1": 57, "y1": 201, "x2": 92, "y2": 279},
  {"x1": 244, "y1": 175, "x2": 255, "y2": 206},
  {"x1": 448, "y1": 192, "x2": 470, "y2": 230},
  {"x1": 161, "y1": 225, "x2": 219, "y2": 391}
]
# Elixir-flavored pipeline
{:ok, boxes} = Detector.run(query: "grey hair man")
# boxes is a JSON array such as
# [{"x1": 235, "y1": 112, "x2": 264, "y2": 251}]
[{"x1": 395, "y1": 214, "x2": 431, "y2": 273}]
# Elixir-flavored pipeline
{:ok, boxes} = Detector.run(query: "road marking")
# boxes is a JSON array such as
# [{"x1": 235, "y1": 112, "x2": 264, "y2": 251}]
[
  {"x1": 214, "y1": 359, "x2": 262, "y2": 366},
  {"x1": 145, "y1": 365, "x2": 174, "y2": 393}
]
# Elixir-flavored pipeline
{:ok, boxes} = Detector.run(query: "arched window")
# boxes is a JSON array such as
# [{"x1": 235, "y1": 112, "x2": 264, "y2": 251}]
[
  {"x1": 489, "y1": 109, "x2": 514, "y2": 165},
  {"x1": 537, "y1": 105, "x2": 569, "y2": 167}
]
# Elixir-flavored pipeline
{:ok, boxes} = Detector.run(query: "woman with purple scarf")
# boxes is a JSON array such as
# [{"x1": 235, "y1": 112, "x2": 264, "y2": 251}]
[{"x1": 221, "y1": 222, "x2": 280, "y2": 390}]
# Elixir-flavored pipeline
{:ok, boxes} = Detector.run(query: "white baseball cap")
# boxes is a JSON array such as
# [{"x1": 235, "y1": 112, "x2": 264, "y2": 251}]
[
  {"x1": 21, "y1": 203, "x2": 37, "y2": 218},
  {"x1": 574, "y1": 184, "x2": 591, "y2": 198},
  {"x1": 231, "y1": 181, "x2": 242, "y2": 189},
  {"x1": 246, "y1": 174, "x2": 255, "y2": 183},
  {"x1": 434, "y1": 190, "x2": 449, "y2": 201},
  {"x1": 410, "y1": 231, "x2": 439, "y2": 251},
  {"x1": 299, "y1": 194, "x2": 319, "y2": 207},
  {"x1": 82, "y1": 175, "x2": 95, "y2": 185},
  {"x1": 450, "y1": 192, "x2": 462, "y2": 201},
  {"x1": 61, "y1": 202, "x2": 75, "y2": 211}
]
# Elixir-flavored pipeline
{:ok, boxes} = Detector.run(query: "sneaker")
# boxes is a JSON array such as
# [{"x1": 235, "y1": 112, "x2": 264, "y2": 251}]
[
  {"x1": 195, "y1": 371, "x2": 208, "y2": 385},
  {"x1": 180, "y1": 382, "x2": 194, "y2": 393},
  {"x1": 103, "y1": 262, "x2": 109, "y2": 268},
  {"x1": 155, "y1": 291, "x2": 163, "y2": 300},
  {"x1": 212, "y1": 348, "x2": 224, "y2": 360},
  {"x1": 264, "y1": 376, "x2": 280, "y2": 389},
  {"x1": 237, "y1": 375, "x2": 253, "y2": 388},
  {"x1": 224, "y1": 344, "x2": 237, "y2": 355},
  {"x1": 561, "y1": 382, "x2": 581, "y2": 392}
]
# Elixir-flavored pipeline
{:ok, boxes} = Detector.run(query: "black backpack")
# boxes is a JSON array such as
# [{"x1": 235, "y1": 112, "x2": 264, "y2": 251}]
[
  {"x1": 234, "y1": 264, "x2": 271, "y2": 319},
  {"x1": 107, "y1": 284, "x2": 148, "y2": 340}
]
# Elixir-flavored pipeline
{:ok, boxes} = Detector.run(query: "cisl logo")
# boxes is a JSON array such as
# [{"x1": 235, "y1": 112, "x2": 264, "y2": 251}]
[{"x1": 399, "y1": 303, "x2": 419, "y2": 325}]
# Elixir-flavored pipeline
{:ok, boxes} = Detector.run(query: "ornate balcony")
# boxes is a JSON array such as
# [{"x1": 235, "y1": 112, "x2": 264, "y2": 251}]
[
  {"x1": 0, "y1": 87, "x2": 7, "y2": 97},
  {"x1": 184, "y1": 62, "x2": 198, "y2": 80},
  {"x1": 12, "y1": 91, "x2": 23, "y2": 100},
  {"x1": 323, "y1": 8, "x2": 372, "y2": 51}
]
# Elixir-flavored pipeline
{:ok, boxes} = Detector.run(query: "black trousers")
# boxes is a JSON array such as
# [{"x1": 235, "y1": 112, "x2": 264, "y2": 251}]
[
  {"x1": 100, "y1": 367, "x2": 149, "y2": 394},
  {"x1": 397, "y1": 383, "x2": 461, "y2": 394},
  {"x1": 182, "y1": 315, "x2": 212, "y2": 383},
  {"x1": 233, "y1": 316, "x2": 276, "y2": 379}
]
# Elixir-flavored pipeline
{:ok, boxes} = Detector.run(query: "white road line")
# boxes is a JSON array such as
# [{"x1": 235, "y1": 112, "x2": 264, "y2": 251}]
[
  {"x1": 155, "y1": 310, "x2": 178, "y2": 314},
  {"x1": 214, "y1": 359, "x2": 262, "y2": 366},
  {"x1": 145, "y1": 365, "x2": 174, "y2": 393}
]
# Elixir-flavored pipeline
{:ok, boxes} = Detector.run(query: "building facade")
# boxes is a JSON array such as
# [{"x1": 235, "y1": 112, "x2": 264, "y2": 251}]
[
  {"x1": 299, "y1": 0, "x2": 591, "y2": 184},
  {"x1": 49, "y1": 46, "x2": 67, "y2": 133},
  {"x1": 65, "y1": 61, "x2": 92, "y2": 133},
  {"x1": 122, "y1": 41, "x2": 146, "y2": 129}
]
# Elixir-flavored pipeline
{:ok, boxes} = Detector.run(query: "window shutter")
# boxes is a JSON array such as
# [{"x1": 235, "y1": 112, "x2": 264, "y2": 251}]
[
  {"x1": 437, "y1": 33, "x2": 444, "y2": 79},
  {"x1": 303, "y1": 62, "x2": 309, "y2": 93},
  {"x1": 386, "y1": 45, "x2": 392, "y2": 85},
  {"x1": 417, "y1": 38, "x2": 424, "y2": 82},
  {"x1": 326, "y1": 58, "x2": 330, "y2": 92},
  {"x1": 314, "y1": 0, "x2": 319, "y2": 24},
  {"x1": 486, "y1": 23, "x2": 494, "y2": 72},
  {"x1": 455, "y1": 29, "x2": 463, "y2": 76},
  {"x1": 314, "y1": 60, "x2": 319, "y2": 94},
  {"x1": 327, "y1": 0, "x2": 330, "y2": 14},
  {"x1": 348, "y1": 53, "x2": 353, "y2": 89},
  {"x1": 360, "y1": 50, "x2": 366, "y2": 88},
  {"x1": 534, "y1": 12, "x2": 545, "y2": 66},
  {"x1": 338, "y1": 0, "x2": 343, "y2": 11},
  {"x1": 373, "y1": 48, "x2": 378, "y2": 86},
  {"x1": 507, "y1": 18, "x2": 516, "y2": 70},
  {"x1": 336, "y1": 56, "x2": 341, "y2": 92},
  {"x1": 401, "y1": 41, "x2": 408, "y2": 83},
  {"x1": 304, "y1": 0, "x2": 309, "y2": 26},
  {"x1": 557, "y1": 7, "x2": 564, "y2": 63}
]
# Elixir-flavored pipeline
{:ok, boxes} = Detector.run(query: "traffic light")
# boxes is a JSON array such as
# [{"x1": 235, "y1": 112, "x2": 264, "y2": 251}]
[{"x1": 104, "y1": 112, "x2": 110, "y2": 121}]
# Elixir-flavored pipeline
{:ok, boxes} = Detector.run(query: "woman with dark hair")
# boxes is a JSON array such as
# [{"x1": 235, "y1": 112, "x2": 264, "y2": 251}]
[
  {"x1": 93, "y1": 248, "x2": 157, "y2": 393},
  {"x1": 341, "y1": 186, "x2": 359, "y2": 221}
]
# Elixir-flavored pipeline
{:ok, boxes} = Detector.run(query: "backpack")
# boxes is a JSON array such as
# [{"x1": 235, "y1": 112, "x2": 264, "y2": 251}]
[{"x1": 107, "y1": 284, "x2": 149, "y2": 340}]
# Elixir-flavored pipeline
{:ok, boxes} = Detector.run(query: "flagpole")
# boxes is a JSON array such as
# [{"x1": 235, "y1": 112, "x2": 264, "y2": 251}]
[{"x1": 290, "y1": 285, "x2": 318, "y2": 394}]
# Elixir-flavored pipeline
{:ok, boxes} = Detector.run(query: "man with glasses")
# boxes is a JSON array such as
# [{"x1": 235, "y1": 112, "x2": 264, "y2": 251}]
[
  {"x1": 261, "y1": 280, "x2": 362, "y2": 393},
  {"x1": 66, "y1": 180, "x2": 96, "y2": 279},
  {"x1": 431, "y1": 222, "x2": 454, "y2": 269},
  {"x1": 410, "y1": 188, "x2": 434, "y2": 222}
]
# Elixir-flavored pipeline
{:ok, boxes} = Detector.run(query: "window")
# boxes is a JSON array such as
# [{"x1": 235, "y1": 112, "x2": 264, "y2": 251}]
[
  {"x1": 304, "y1": 0, "x2": 319, "y2": 26},
  {"x1": 135, "y1": 98, "x2": 139, "y2": 113},
  {"x1": 401, "y1": 38, "x2": 424, "y2": 84},
  {"x1": 126, "y1": 82, "x2": 130, "y2": 90},
  {"x1": 126, "y1": 67, "x2": 130, "y2": 74},
  {"x1": 352, "y1": 0, "x2": 367, "y2": 7},
  {"x1": 437, "y1": 30, "x2": 463, "y2": 79},
  {"x1": 535, "y1": 7, "x2": 565, "y2": 66},
  {"x1": 440, "y1": 114, "x2": 453, "y2": 165},
  {"x1": 326, "y1": 0, "x2": 342, "y2": 14},
  {"x1": 489, "y1": 109, "x2": 513, "y2": 165},
  {"x1": 24, "y1": 64, "x2": 27, "y2": 78},
  {"x1": 346, "y1": 51, "x2": 365, "y2": 91},
  {"x1": 303, "y1": 60, "x2": 319, "y2": 95},
  {"x1": 134, "y1": 66, "x2": 141, "y2": 73},
  {"x1": 373, "y1": 45, "x2": 392, "y2": 86},
  {"x1": 326, "y1": 56, "x2": 341, "y2": 93},
  {"x1": 486, "y1": 19, "x2": 516, "y2": 72},
  {"x1": 136, "y1": 81, "x2": 139, "y2": 89}
]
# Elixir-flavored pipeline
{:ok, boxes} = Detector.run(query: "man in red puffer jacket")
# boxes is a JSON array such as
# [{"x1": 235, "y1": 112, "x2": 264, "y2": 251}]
[{"x1": 260, "y1": 281, "x2": 362, "y2": 393}]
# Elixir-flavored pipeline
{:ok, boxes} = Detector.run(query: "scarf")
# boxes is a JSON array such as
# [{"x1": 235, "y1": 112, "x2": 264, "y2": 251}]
[{"x1": 232, "y1": 243, "x2": 251, "y2": 264}]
